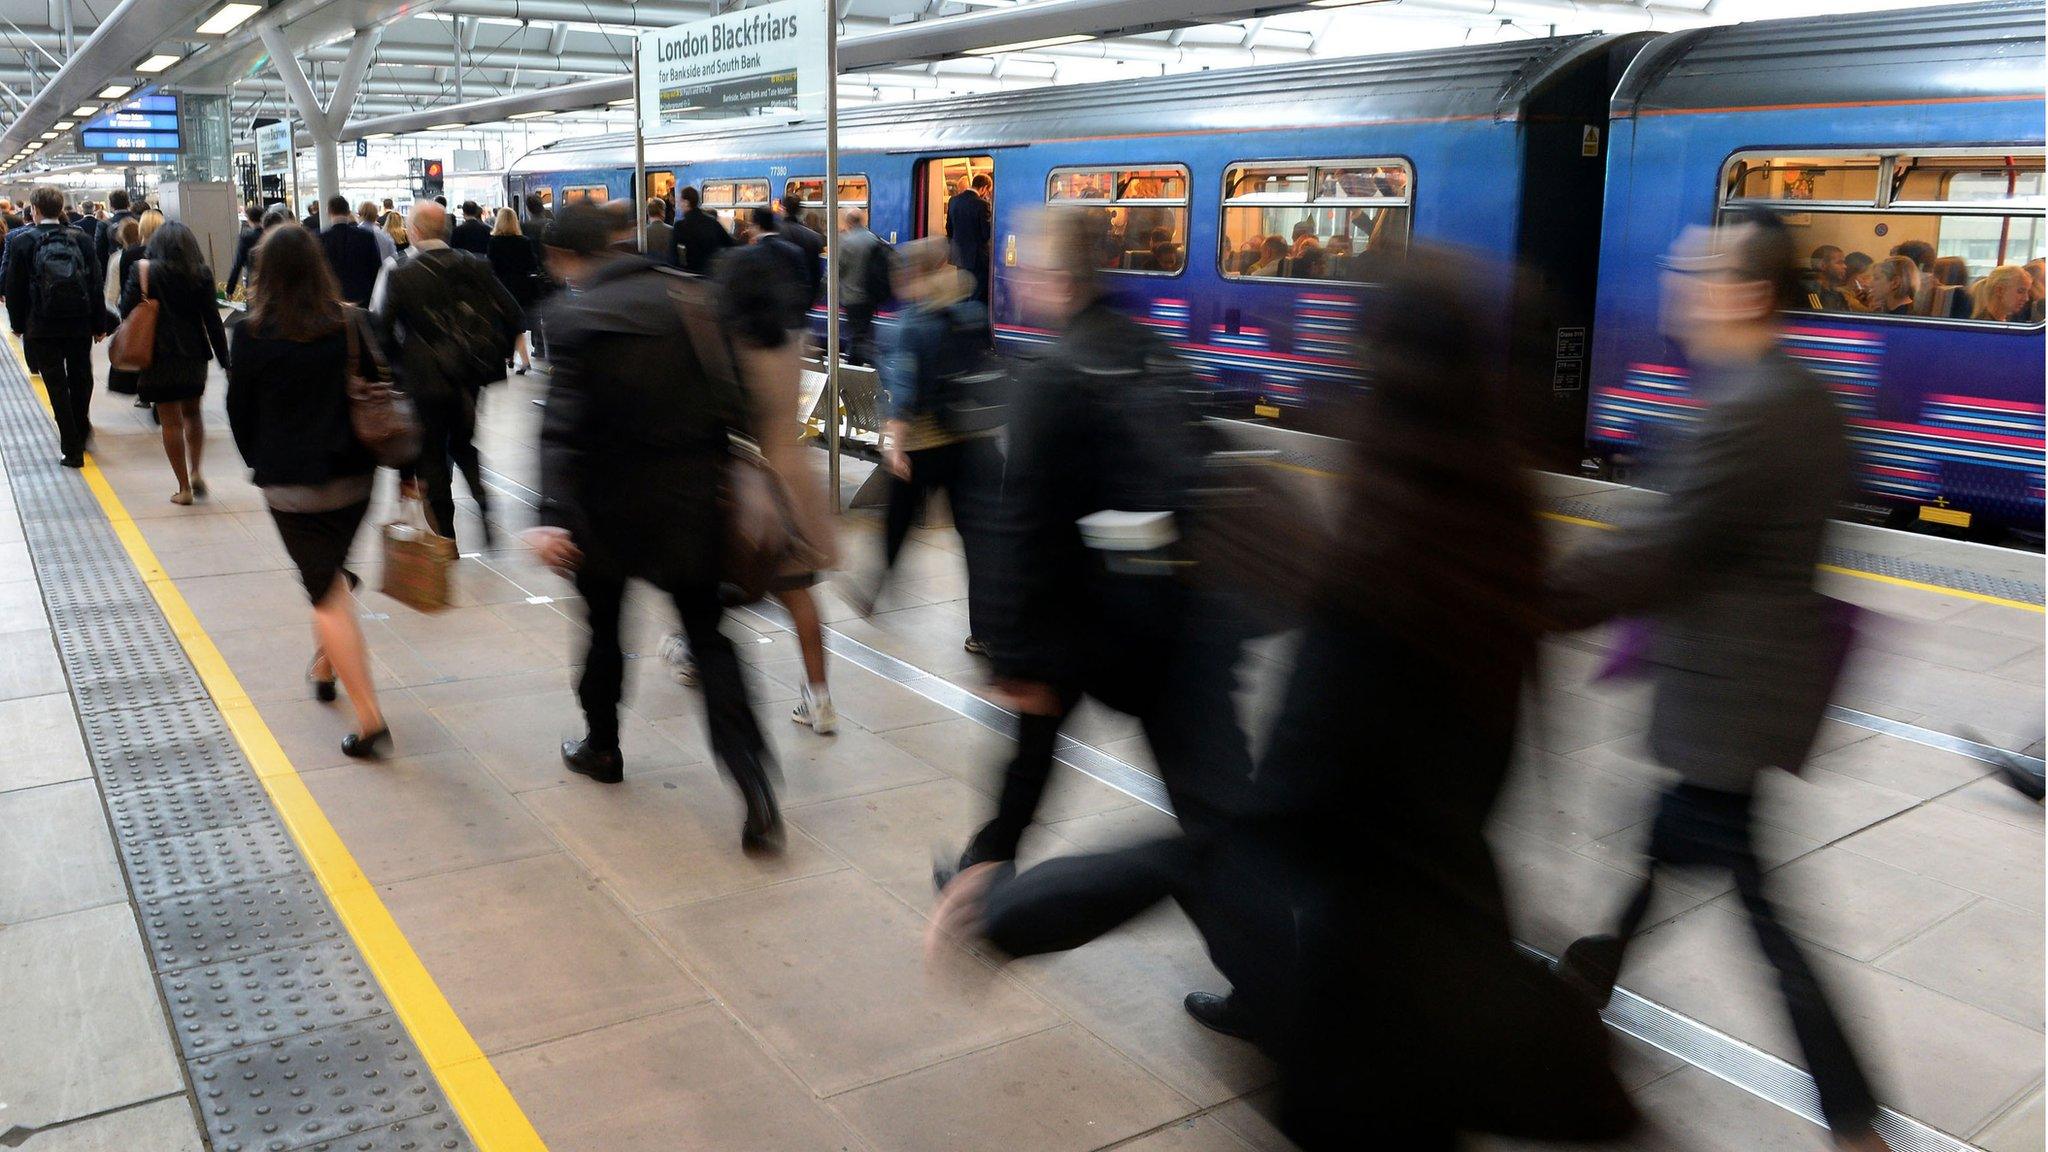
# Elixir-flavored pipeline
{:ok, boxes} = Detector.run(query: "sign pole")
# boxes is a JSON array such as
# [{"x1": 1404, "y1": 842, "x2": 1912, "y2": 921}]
[
  {"x1": 632, "y1": 49, "x2": 647, "y2": 254},
  {"x1": 286, "y1": 116, "x2": 302, "y2": 222},
  {"x1": 824, "y1": 0, "x2": 841, "y2": 512}
]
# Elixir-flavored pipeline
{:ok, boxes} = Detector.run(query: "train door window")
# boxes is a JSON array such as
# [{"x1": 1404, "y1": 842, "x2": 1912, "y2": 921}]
[
  {"x1": 1719, "y1": 149, "x2": 2045, "y2": 325},
  {"x1": 1220, "y1": 158, "x2": 1412, "y2": 283},
  {"x1": 702, "y1": 177, "x2": 771, "y2": 231},
  {"x1": 562, "y1": 184, "x2": 609, "y2": 206},
  {"x1": 648, "y1": 170, "x2": 676, "y2": 210},
  {"x1": 1044, "y1": 165, "x2": 1190, "y2": 274},
  {"x1": 785, "y1": 175, "x2": 868, "y2": 233},
  {"x1": 915, "y1": 156, "x2": 993, "y2": 243}
]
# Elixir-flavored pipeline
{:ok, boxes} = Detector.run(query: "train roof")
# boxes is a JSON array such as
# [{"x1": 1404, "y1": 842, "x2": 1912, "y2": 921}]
[
  {"x1": 1613, "y1": 0, "x2": 2046, "y2": 118},
  {"x1": 511, "y1": 32, "x2": 1639, "y2": 175}
]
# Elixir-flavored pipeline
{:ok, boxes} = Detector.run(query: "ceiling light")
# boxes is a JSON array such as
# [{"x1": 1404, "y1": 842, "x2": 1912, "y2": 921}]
[
  {"x1": 52, "y1": 121, "x2": 73, "y2": 130},
  {"x1": 1307, "y1": 0, "x2": 1387, "y2": 6},
  {"x1": 425, "y1": 122, "x2": 465, "y2": 131},
  {"x1": 136, "y1": 54, "x2": 182, "y2": 73},
  {"x1": 961, "y1": 34, "x2": 1094, "y2": 55},
  {"x1": 363, "y1": 131, "x2": 396, "y2": 140},
  {"x1": 508, "y1": 110, "x2": 556, "y2": 120},
  {"x1": 38, "y1": 132, "x2": 56, "y2": 140},
  {"x1": 72, "y1": 105, "x2": 98, "y2": 117},
  {"x1": 608, "y1": 97, "x2": 635, "y2": 106},
  {"x1": 196, "y1": 2, "x2": 263, "y2": 36},
  {"x1": 97, "y1": 85, "x2": 132, "y2": 100}
]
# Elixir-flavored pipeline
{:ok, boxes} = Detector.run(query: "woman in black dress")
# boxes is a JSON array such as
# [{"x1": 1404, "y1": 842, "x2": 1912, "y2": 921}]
[
  {"x1": 486, "y1": 207, "x2": 539, "y2": 374},
  {"x1": 120, "y1": 221, "x2": 229, "y2": 503},
  {"x1": 226, "y1": 225, "x2": 389, "y2": 757},
  {"x1": 105, "y1": 217, "x2": 145, "y2": 402}
]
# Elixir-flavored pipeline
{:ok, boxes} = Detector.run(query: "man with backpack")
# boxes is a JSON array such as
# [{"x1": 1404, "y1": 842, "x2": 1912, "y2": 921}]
[
  {"x1": 371, "y1": 199, "x2": 521, "y2": 546},
  {"x1": 836, "y1": 208, "x2": 890, "y2": 366},
  {"x1": 6, "y1": 185, "x2": 108, "y2": 467}
]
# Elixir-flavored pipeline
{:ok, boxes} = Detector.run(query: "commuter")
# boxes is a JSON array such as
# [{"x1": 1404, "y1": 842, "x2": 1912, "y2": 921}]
[
  {"x1": 2027, "y1": 258, "x2": 2046, "y2": 322},
  {"x1": 319, "y1": 195, "x2": 383, "y2": 306},
  {"x1": 671, "y1": 185, "x2": 733, "y2": 276},
  {"x1": 945, "y1": 173, "x2": 993, "y2": 304},
  {"x1": 1870, "y1": 255, "x2": 1918, "y2": 315},
  {"x1": 225, "y1": 204, "x2": 264, "y2": 297},
  {"x1": 382, "y1": 210, "x2": 410, "y2": 256},
  {"x1": 835, "y1": 207, "x2": 888, "y2": 365},
  {"x1": 1930, "y1": 255, "x2": 1973, "y2": 319},
  {"x1": 1248, "y1": 236, "x2": 1287, "y2": 277},
  {"x1": 5, "y1": 185, "x2": 107, "y2": 467},
  {"x1": 434, "y1": 195, "x2": 448, "y2": 209},
  {"x1": 227, "y1": 224, "x2": 389, "y2": 758},
  {"x1": 845, "y1": 237, "x2": 996, "y2": 649},
  {"x1": 358, "y1": 201, "x2": 396, "y2": 263},
  {"x1": 261, "y1": 202, "x2": 296, "y2": 233},
  {"x1": 776, "y1": 193, "x2": 826, "y2": 306},
  {"x1": 1151, "y1": 241, "x2": 1183, "y2": 274},
  {"x1": 486, "y1": 207, "x2": 540, "y2": 375},
  {"x1": 1288, "y1": 222, "x2": 1324, "y2": 278},
  {"x1": 1841, "y1": 251, "x2": 1875, "y2": 311},
  {"x1": 1549, "y1": 211, "x2": 1890, "y2": 1152},
  {"x1": 302, "y1": 200, "x2": 321, "y2": 231},
  {"x1": 1322, "y1": 234, "x2": 1354, "y2": 280},
  {"x1": 102, "y1": 217, "x2": 148, "y2": 407},
  {"x1": 372, "y1": 199, "x2": 521, "y2": 548},
  {"x1": 642, "y1": 197, "x2": 673, "y2": 263},
  {"x1": 1890, "y1": 238, "x2": 1936, "y2": 315},
  {"x1": 528, "y1": 203, "x2": 781, "y2": 848},
  {"x1": 95, "y1": 187, "x2": 135, "y2": 271},
  {"x1": 451, "y1": 201, "x2": 492, "y2": 255},
  {"x1": 120, "y1": 222, "x2": 230, "y2": 505},
  {"x1": 1973, "y1": 264, "x2": 2033, "y2": 323},
  {"x1": 1804, "y1": 244, "x2": 1848, "y2": 310}
]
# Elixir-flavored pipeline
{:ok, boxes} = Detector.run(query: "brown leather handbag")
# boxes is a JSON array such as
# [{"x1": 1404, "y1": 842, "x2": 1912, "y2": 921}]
[
  {"x1": 343, "y1": 307, "x2": 420, "y2": 468},
  {"x1": 107, "y1": 259, "x2": 157, "y2": 372}
]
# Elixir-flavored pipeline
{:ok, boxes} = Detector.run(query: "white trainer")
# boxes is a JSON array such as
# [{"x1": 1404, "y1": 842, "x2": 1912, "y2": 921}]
[
  {"x1": 793, "y1": 685, "x2": 837, "y2": 735},
  {"x1": 657, "y1": 632, "x2": 698, "y2": 686}
]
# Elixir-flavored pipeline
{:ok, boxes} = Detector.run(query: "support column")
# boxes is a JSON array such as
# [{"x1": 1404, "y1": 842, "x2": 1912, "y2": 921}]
[{"x1": 258, "y1": 22, "x2": 383, "y2": 229}]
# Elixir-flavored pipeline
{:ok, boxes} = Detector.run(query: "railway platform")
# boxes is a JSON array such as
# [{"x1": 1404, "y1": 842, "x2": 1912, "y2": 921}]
[{"x1": 0, "y1": 338, "x2": 2040, "y2": 1152}]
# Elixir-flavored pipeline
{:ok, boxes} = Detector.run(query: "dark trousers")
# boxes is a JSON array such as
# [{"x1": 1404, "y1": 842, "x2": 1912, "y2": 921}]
[
  {"x1": 1608, "y1": 783, "x2": 1878, "y2": 1132},
  {"x1": 844, "y1": 303, "x2": 876, "y2": 366},
  {"x1": 26, "y1": 336, "x2": 93, "y2": 458},
  {"x1": 575, "y1": 566, "x2": 770, "y2": 798},
  {"x1": 883, "y1": 437, "x2": 997, "y2": 642},
  {"x1": 403, "y1": 385, "x2": 488, "y2": 542}
]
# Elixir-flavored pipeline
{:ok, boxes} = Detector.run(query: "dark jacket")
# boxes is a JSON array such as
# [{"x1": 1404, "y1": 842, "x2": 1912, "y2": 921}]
[
  {"x1": 714, "y1": 236, "x2": 811, "y2": 342},
  {"x1": 119, "y1": 261, "x2": 230, "y2": 373},
  {"x1": 226, "y1": 314, "x2": 378, "y2": 488},
  {"x1": 643, "y1": 219, "x2": 674, "y2": 265},
  {"x1": 945, "y1": 189, "x2": 991, "y2": 275},
  {"x1": 1548, "y1": 349, "x2": 1851, "y2": 790},
  {"x1": 980, "y1": 300, "x2": 1214, "y2": 693},
  {"x1": 95, "y1": 209, "x2": 135, "y2": 271},
  {"x1": 537, "y1": 256, "x2": 749, "y2": 589},
  {"x1": 5, "y1": 221, "x2": 107, "y2": 340},
  {"x1": 672, "y1": 207, "x2": 734, "y2": 276},
  {"x1": 225, "y1": 225, "x2": 260, "y2": 295},
  {"x1": 487, "y1": 232, "x2": 541, "y2": 307},
  {"x1": 881, "y1": 299, "x2": 987, "y2": 422},
  {"x1": 777, "y1": 217, "x2": 826, "y2": 304},
  {"x1": 451, "y1": 217, "x2": 493, "y2": 256},
  {"x1": 374, "y1": 246, "x2": 522, "y2": 400},
  {"x1": 320, "y1": 221, "x2": 385, "y2": 306}
]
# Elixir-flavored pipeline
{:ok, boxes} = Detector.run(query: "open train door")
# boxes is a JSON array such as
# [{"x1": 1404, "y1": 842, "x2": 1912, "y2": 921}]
[{"x1": 914, "y1": 155, "x2": 995, "y2": 314}]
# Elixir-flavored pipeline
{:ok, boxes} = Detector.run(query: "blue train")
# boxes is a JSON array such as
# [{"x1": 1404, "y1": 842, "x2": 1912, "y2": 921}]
[{"x1": 507, "y1": 0, "x2": 2045, "y2": 537}]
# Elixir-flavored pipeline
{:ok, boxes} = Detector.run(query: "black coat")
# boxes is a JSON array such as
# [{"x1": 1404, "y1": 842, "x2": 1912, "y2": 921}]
[
  {"x1": 95, "y1": 209, "x2": 135, "y2": 271},
  {"x1": 226, "y1": 316, "x2": 378, "y2": 488},
  {"x1": 4, "y1": 222, "x2": 107, "y2": 340},
  {"x1": 319, "y1": 222, "x2": 384, "y2": 306},
  {"x1": 225, "y1": 225, "x2": 261, "y2": 294},
  {"x1": 537, "y1": 256, "x2": 749, "y2": 590},
  {"x1": 486, "y1": 232, "x2": 541, "y2": 306},
  {"x1": 373, "y1": 247, "x2": 522, "y2": 400},
  {"x1": 450, "y1": 218, "x2": 493, "y2": 255},
  {"x1": 777, "y1": 217, "x2": 826, "y2": 304},
  {"x1": 945, "y1": 189, "x2": 991, "y2": 275},
  {"x1": 119, "y1": 262, "x2": 229, "y2": 368},
  {"x1": 672, "y1": 207, "x2": 734, "y2": 276}
]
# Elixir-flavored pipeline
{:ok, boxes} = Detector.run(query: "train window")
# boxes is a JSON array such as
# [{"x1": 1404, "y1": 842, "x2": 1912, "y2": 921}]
[
  {"x1": 1044, "y1": 165, "x2": 1190, "y2": 275},
  {"x1": 701, "y1": 178, "x2": 770, "y2": 230},
  {"x1": 1722, "y1": 150, "x2": 2045, "y2": 326},
  {"x1": 1220, "y1": 158, "x2": 1413, "y2": 284},
  {"x1": 561, "y1": 185, "x2": 608, "y2": 206},
  {"x1": 784, "y1": 176, "x2": 869, "y2": 232}
]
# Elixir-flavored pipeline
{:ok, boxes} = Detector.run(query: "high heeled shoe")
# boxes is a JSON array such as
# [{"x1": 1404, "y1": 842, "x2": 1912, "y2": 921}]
[
  {"x1": 340, "y1": 727, "x2": 391, "y2": 759},
  {"x1": 306, "y1": 655, "x2": 337, "y2": 703}
]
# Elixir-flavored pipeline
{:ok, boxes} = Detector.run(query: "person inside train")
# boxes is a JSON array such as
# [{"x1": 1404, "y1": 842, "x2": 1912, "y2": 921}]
[
  {"x1": 1248, "y1": 235, "x2": 1287, "y2": 277},
  {"x1": 1973, "y1": 264, "x2": 2034, "y2": 323},
  {"x1": 946, "y1": 172, "x2": 994, "y2": 305},
  {"x1": 1151, "y1": 240, "x2": 1183, "y2": 274},
  {"x1": 1323, "y1": 234, "x2": 1356, "y2": 281},
  {"x1": 1803, "y1": 245, "x2": 1847, "y2": 310},
  {"x1": 2025, "y1": 258, "x2": 2046, "y2": 322},
  {"x1": 1889, "y1": 239, "x2": 1937, "y2": 315},
  {"x1": 1839, "y1": 251, "x2": 1875, "y2": 310},
  {"x1": 1288, "y1": 221, "x2": 1324, "y2": 278},
  {"x1": 1549, "y1": 208, "x2": 1892, "y2": 1152},
  {"x1": 1929, "y1": 255, "x2": 1973, "y2": 320},
  {"x1": 1869, "y1": 255, "x2": 1919, "y2": 316}
]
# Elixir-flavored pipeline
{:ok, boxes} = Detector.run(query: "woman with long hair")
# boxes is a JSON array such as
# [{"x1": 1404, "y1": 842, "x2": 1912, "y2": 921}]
[
  {"x1": 1973, "y1": 264, "x2": 2033, "y2": 323},
  {"x1": 383, "y1": 209, "x2": 409, "y2": 255},
  {"x1": 105, "y1": 216, "x2": 146, "y2": 403},
  {"x1": 120, "y1": 221, "x2": 229, "y2": 503},
  {"x1": 1870, "y1": 255, "x2": 1919, "y2": 315},
  {"x1": 486, "y1": 206, "x2": 539, "y2": 374},
  {"x1": 226, "y1": 225, "x2": 389, "y2": 757}
]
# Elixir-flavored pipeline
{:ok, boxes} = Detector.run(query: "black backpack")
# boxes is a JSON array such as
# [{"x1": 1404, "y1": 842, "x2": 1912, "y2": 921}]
[
  {"x1": 30, "y1": 228, "x2": 94, "y2": 325},
  {"x1": 860, "y1": 240, "x2": 895, "y2": 307},
  {"x1": 409, "y1": 252, "x2": 514, "y2": 388}
]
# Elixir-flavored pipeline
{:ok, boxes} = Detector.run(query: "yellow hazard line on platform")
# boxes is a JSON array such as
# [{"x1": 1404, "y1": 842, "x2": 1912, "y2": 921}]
[
  {"x1": 1264, "y1": 458, "x2": 2044, "y2": 614},
  {"x1": 11, "y1": 338, "x2": 546, "y2": 1152}
]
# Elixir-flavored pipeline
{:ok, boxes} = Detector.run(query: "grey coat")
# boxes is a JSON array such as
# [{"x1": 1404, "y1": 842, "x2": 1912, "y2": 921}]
[{"x1": 1549, "y1": 349, "x2": 1851, "y2": 792}]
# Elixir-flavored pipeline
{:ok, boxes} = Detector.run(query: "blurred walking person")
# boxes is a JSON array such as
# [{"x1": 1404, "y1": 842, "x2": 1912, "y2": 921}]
[
  {"x1": 529, "y1": 204, "x2": 782, "y2": 849},
  {"x1": 487, "y1": 207, "x2": 540, "y2": 375},
  {"x1": 835, "y1": 208, "x2": 888, "y2": 366},
  {"x1": 228, "y1": 225, "x2": 389, "y2": 757},
  {"x1": 120, "y1": 222, "x2": 230, "y2": 505},
  {"x1": 1548, "y1": 209, "x2": 1889, "y2": 1152}
]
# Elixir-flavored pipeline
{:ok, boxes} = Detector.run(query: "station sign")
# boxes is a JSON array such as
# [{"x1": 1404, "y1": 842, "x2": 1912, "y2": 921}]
[
  {"x1": 636, "y1": 0, "x2": 827, "y2": 134},
  {"x1": 81, "y1": 93, "x2": 182, "y2": 155},
  {"x1": 255, "y1": 119, "x2": 293, "y2": 202}
]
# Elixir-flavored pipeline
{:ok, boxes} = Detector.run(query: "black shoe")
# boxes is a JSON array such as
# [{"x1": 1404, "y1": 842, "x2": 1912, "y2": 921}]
[
  {"x1": 340, "y1": 727, "x2": 391, "y2": 759},
  {"x1": 738, "y1": 770, "x2": 783, "y2": 854},
  {"x1": 963, "y1": 635, "x2": 987, "y2": 657},
  {"x1": 59, "y1": 453, "x2": 82, "y2": 468},
  {"x1": 1183, "y1": 991, "x2": 1257, "y2": 1041},
  {"x1": 561, "y1": 738, "x2": 624, "y2": 784},
  {"x1": 307, "y1": 655, "x2": 337, "y2": 703},
  {"x1": 1556, "y1": 934, "x2": 1624, "y2": 1009}
]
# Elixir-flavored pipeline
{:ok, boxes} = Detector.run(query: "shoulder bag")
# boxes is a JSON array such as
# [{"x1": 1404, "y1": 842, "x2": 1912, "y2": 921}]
[
  {"x1": 107, "y1": 260, "x2": 157, "y2": 373},
  {"x1": 343, "y1": 307, "x2": 421, "y2": 468}
]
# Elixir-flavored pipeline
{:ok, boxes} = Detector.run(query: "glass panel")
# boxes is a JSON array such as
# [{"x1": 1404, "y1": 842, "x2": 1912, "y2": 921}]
[
  {"x1": 838, "y1": 176, "x2": 868, "y2": 204},
  {"x1": 562, "y1": 185, "x2": 607, "y2": 205},
  {"x1": 1220, "y1": 203, "x2": 1411, "y2": 281},
  {"x1": 1048, "y1": 170, "x2": 1112, "y2": 201},
  {"x1": 1729, "y1": 156, "x2": 1881, "y2": 203},
  {"x1": 1117, "y1": 168, "x2": 1186, "y2": 201},
  {"x1": 785, "y1": 177, "x2": 822, "y2": 203},
  {"x1": 1054, "y1": 204, "x2": 1191, "y2": 273},
  {"x1": 1728, "y1": 208, "x2": 2046, "y2": 322},
  {"x1": 1226, "y1": 165, "x2": 1309, "y2": 202},
  {"x1": 1922, "y1": 159, "x2": 2046, "y2": 204},
  {"x1": 783, "y1": 176, "x2": 868, "y2": 206},
  {"x1": 1313, "y1": 164, "x2": 1409, "y2": 201}
]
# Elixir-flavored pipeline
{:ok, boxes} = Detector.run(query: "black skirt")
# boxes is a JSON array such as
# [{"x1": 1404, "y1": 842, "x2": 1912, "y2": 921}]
[
  {"x1": 139, "y1": 355, "x2": 208, "y2": 404},
  {"x1": 271, "y1": 499, "x2": 370, "y2": 604}
]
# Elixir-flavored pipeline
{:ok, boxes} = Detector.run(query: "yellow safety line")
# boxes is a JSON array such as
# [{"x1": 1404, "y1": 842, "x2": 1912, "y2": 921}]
[
  {"x1": 9, "y1": 338, "x2": 546, "y2": 1151},
  {"x1": 1260, "y1": 458, "x2": 2042, "y2": 614}
]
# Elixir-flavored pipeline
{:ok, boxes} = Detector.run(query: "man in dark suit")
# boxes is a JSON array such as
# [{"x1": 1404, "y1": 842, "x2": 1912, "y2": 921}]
[
  {"x1": 945, "y1": 172, "x2": 992, "y2": 305},
  {"x1": 1548, "y1": 209, "x2": 1890, "y2": 1152},
  {"x1": 670, "y1": 185, "x2": 732, "y2": 276},
  {"x1": 318, "y1": 194, "x2": 384, "y2": 305},
  {"x1": 302, "y1": 200, "x2": 321, "y2": 231},
  {"x1": 450, "y1": 201, "x2": 493, "y2": 255},
  {"x1": 775, "y1": 193, "x2": 825, "y2": 306},
  {"x1": 95, "y1": 188, "x2": 136, "y2": 271}
]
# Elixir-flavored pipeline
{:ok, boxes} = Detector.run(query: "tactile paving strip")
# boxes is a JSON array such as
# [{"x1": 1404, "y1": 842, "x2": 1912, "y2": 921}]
[{"x1": 0, "y1": 349, "x2": 473, "y2": 1150}]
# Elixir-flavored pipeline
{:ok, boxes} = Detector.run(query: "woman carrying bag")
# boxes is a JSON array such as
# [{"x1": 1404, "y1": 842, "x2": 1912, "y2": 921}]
[
  {"x1": 486, "y1": 207, "x2": 540, "y2": 375},
  {"x1": 225, "y1": 224, "x2": 392, "y2": 758},
  {"x1": 117, "y1": 221, "x2": 228, "y2": 503}
]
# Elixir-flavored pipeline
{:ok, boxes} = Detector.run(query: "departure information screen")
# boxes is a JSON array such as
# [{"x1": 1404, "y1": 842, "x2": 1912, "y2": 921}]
[{"x1": 80, "y1": 94, "x2": 180, "y2": 155}]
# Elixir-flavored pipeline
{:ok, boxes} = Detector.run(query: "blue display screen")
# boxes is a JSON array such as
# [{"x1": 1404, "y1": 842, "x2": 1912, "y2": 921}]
[
  {"x1": 81, "y1": 93, "x2": 180, "y2": 155},
  {"x1": 95, "y1": 152, "x2": 178, "y2": 163}
]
